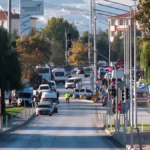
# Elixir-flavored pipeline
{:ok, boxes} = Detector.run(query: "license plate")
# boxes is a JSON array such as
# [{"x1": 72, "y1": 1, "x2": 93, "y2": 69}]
[{"x1": 42, "y1": 111, "x2": 46, "y2": 113}]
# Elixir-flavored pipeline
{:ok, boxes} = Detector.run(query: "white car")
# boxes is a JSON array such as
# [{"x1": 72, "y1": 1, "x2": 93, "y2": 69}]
[
  {"x1": 65, "y1": 77, "x2": 82, "y2": 89},
  {"x1": 48, "y1": 80, "x2": 56, "y2": 91},
  {"x1": 41, "y1": 91, "x2": 59, "y2": 112},
  {"x1": 36, "y1": 101, "x2": 54, "y2": 116},
  {"x1": 73, "y1": 87, "x2": 94, "y2": 98},
  {"x1": 38, "y1": 84, "x2": 51, "y2": 93}
]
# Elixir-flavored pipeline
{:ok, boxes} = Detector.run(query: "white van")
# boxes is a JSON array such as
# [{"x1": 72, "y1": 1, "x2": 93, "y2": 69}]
[
  {"x1": 65, "y1": 77, "x2": 82, "y2": 89},
  {"x1": 112, "y1": 69, "x2": 124, "y2": 79},
  {"x1": 52, "y1": 68, "x2": 66, "y2": 84}
]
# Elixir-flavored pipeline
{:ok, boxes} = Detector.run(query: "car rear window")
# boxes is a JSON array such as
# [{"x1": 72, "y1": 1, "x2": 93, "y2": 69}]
[
  {"x1": 67, "y1": 80, "x2": 74, "y2": 83},
  {"x1": 38, "y1": 105, "x2": 50, "y2": 108},
  {"x1": 40, "y1": 86, "x2": 49, "y2": 90}
]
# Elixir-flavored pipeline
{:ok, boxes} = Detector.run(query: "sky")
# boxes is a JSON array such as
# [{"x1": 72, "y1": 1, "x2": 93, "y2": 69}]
[{"x1": 0, "y1": 0, "x2": 135, "y2": 34}]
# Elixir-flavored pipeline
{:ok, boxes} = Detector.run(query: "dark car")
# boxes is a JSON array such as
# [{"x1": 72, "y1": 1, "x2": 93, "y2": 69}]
[{"x1": 102, "y1": 96, "x2": 108, "y2": 107}]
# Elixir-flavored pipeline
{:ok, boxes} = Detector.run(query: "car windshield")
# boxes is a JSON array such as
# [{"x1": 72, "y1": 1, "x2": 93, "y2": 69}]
[
  {"x1": 55, "y1": 72, "x2": 64, "y2": 76},
  {"x1": 85, "y1": 68, "x2": 92, "y2": 71},
  {"x1": 19, "y1": 93, "x2": 31, "y2": 98},
  {"x1": 78, "y1": 68, "x2": 84, "y2": 70},
  {"x1": 40, "y1": 86, "x2": 49, "y2": 90},
  {"x1": 67, "y1": 80, "x2": 74, "y2": 83},
  {"x1": 51, "y1": 82, "x2": 55, "y2": 86},
  {"x1": 100, "y1": 72, "x2": 106, "y2": 76},
  {"x1": 75, "y1": 89, "x2": 79, "y2": 92},
  {"x1": 38, "y1": 105, "x2": 50, "y2": 108}
]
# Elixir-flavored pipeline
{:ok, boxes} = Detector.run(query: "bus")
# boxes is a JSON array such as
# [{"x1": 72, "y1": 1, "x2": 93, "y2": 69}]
[{"x1": 36, "y1": 65, "x2": 51, "y2": 81}]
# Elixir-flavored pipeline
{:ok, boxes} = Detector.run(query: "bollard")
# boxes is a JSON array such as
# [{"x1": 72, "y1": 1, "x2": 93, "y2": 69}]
[
  {"x1": 106, "y1": 115, "x2": 108, "y2": 129},
  {"x1": 141, "y1": 117, "x2": 143, "y2": 132},
  {"x1": 32, "y1": 103, "x2": 33, "y2": 114},
  {"x1": 110, "y1": 117, "x2": 112, "y2": 131},
  {"x1": 21, "y1": 111, "x2": 22, "y2": 119},
  {"x1": 6, "y1": 115, "x2": 8, "y2": 128},
  {"x1": 25, "y1": 108, "x2": 26, "y2": 119}
]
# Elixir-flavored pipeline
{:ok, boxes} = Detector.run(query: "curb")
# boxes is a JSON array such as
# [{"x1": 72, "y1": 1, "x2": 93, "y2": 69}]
[{"x1": 0, "y1": 113, "x2": 35, "y2": 135}]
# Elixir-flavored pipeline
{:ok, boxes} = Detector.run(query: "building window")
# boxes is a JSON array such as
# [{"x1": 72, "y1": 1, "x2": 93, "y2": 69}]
[
  {"x1": 111, "y1": 20, "x2": 116, "y2": 25},
  {"x1": 120, "y1": 20, "x2": 124, "y2": 25},
  {"x1": 111, "y1": 31, "x2": 115, "y2": 37}
]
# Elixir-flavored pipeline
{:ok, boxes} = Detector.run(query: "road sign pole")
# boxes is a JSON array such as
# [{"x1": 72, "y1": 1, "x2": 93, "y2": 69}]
[{"x1": 124, "y1": 86, "x2": 127, "y2": 144}]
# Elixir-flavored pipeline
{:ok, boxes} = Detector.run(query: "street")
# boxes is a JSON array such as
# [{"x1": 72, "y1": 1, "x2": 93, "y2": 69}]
[{"x1": 0, "y1": 76, "x2": 124, "y2": 150}]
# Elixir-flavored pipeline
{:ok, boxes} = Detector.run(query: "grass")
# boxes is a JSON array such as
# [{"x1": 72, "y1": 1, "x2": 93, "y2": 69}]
[
  {"x1": 107, "y1": 122, "x2": 150, "y2": 131},
  {"x1": 2, "y1": 107, "x2": 24, "y2": 123}
]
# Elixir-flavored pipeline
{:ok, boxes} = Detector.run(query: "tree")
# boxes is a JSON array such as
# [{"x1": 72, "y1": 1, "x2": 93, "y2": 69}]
[
  {"x1": 43, "y1": 17, "x2": 79, "y2": 66},
  {"x1": 135, "y1": 0, "x2": 150, "y2": 83},
  {"x1": 0, "y1": 27, "x2": 22, "y2": 90},
  {"x1": 68, "y1": 40, "x2": 88, "y2": 65},
  {"x1": 96, "y1": 30, "x2": 109, "y2": 62},
  {"x1": 16, "y1": 33, "x2": 51, "y2": 80},
  {"x1": 50, "y1": 40, "x2": 66, "y2": 67},
  {"x1": 111, "y1": 34, "x2": 124, "y2": 61},
  {"x1": 0, "y1": 27, "x2": 22, "y2": 114}
]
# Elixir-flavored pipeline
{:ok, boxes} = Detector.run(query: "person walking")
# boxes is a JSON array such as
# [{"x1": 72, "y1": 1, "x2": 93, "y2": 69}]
[{"x1": 9, "y1": 94, "x2": 12, "y2": 105}]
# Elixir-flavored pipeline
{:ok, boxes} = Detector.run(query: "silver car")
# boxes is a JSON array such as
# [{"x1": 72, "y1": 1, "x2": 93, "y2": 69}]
[{"x1": 36, "y1": 101, "x2": 54, "y2": 116}]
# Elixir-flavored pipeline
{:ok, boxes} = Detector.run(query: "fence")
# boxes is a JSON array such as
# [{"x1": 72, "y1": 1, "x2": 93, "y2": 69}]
[{"x1": 0, "y1": 105, "x2": 35, "y2": 132}]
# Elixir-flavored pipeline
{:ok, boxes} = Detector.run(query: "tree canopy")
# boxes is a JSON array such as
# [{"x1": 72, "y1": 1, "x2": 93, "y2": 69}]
[
  {"x1": 135, "y1": 0, "x2": 150, "y2": 83},
  {"x1": 16, "y1": 33, "x2": 51, "y2": 80},
  {"x1": 68, "y1": 40, "x2": 88, "y2": 65},
  {"x1": 0, "y1": 27, "x2": 22, "y2": 90}
]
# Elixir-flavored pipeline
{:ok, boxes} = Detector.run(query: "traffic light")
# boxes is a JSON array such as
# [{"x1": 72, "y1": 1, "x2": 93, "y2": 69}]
[
  {"x1": 67, "y1": 33, "x2": 72, "y2": 50},
  {"x1": 121, "y1": 90, "x2": 125, "y2": 101},
  {"x1": 126, "y1": 88, "x2": 130, "y2": 99}
]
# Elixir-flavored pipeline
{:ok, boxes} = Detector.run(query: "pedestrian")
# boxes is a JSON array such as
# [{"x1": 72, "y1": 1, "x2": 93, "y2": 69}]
[
  {"x1": 57, "y1": 91, "x2": 59, "y2": 99},
  {"x1": 9, "y1": 94, "x2": 12, "y2": 105},
  {"x1": 33, "y1": 94, "x2": 38, "y2": 107}
]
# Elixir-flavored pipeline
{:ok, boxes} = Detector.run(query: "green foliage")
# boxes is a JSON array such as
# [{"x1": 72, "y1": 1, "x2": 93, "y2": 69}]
[
  {"x1": 0, "y1": 27, "x2": 22, "y2": 90},
  {"x1": 17, "y1": 33, "x2": 51, "y2": 80},
  {"x1": 43, "y1": 17, "x2": 79, "y2": 66},
  {"x1": 96, "y1": 30, "x2": 109, "y2": 62},
  {"x1": 111, "y1": 34, "x2": 124, "y2": 61}
]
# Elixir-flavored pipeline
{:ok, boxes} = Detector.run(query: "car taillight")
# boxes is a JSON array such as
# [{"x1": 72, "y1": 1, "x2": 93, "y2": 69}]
[
  {"x1": 103, "y1": 99, "x2": 106, "y2": 102},
  {"x1": 79, "y1": 69, "x2": 81, "y2": 72}
]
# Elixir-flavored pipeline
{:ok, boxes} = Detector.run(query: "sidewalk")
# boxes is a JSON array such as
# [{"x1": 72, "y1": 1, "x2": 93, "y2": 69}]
[
  {"x1": 96, "y1": 107, "x2": 150, "y2": 150},
  {"x1": 0, "y1": 107, "x2": 35, "y2": 134}
]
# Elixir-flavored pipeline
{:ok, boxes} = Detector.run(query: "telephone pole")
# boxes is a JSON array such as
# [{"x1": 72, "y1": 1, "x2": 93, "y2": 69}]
[
  {"x1": 8, "y1": 0, "x2": 11, "y2": 33},
  {"x1": 93, "y1": 0, "x2": 97, "y2": 84}
]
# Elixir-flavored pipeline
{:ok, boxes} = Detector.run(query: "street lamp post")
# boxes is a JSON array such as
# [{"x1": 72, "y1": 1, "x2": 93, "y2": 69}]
[{"x1": 93, "y1": 0, "x2": 97, "y2": 85}]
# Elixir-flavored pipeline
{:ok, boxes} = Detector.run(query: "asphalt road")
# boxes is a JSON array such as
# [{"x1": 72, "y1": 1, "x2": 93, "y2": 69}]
[{"x1": 0, "y1": 75, "x2": 125, "y2": 150}]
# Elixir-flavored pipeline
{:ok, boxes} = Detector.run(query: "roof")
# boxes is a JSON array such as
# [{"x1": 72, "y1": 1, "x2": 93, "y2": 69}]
[
  {"x1": 109, "y1": 10, "x2": 135, "y2": 19},
  {"x1": 0, "y1": 10, "x2": 37, "y2": 20}
]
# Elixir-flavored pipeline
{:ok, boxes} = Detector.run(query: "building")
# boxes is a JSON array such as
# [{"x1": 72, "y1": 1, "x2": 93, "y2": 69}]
[
  {"x1": 0, "y1": 9, "x2": 37, "y2": 34},
  {"x1": 108, "y1": 10, "x2": 140, "y2": 42}
]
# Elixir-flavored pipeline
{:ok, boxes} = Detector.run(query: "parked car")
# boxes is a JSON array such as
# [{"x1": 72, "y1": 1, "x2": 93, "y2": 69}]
[
  {"x1": 102, "y1": 96, "x2": 108, "y2": 107},
  {"x1": 36, "y1": 101, "x2": 54, "y2": 116},
  {"x1": 41, "y1": 91, "x2": 59, "y2": 112},
  {"x1": 84, "y1": 67, "x2": 93, "y2": 77},
  {"x1": 48, "y1": 80, "x2": 56, "y2": 91},
  {"x1": 38, "y1": 84, "x2": 51, "y2": 94}
]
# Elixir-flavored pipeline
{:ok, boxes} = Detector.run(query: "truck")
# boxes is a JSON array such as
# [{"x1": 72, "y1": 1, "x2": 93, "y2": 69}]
[{"x1": 17, "y1": 87, "x2": 34, "y2": 106}]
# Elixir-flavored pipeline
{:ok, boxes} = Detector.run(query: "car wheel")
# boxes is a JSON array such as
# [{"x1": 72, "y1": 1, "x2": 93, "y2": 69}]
[
  {"x1": 36, "y1": 114, "x2": 38, "y2": 116},
  {"x1": 65, "y1": 88, "x2": 68, "y2": 89},
  {"x1": 55, "y1": 108, "x2": 58, "y2": 113},
  {"x1": 49, "y1": 113, "x2": 52, "y2": 116}
]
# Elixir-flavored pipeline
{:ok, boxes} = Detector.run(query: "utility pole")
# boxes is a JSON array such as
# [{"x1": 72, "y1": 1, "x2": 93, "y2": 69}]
[
  {"x1": 65, "y1": 28, "x2": 68, "y2": 66},
  {"x1": 93, "y1": 0, "x2": 97, "y2": 84},
  {"x1": 8, "y1": 0, "x2": 11, "y2": 33},
  {"x1": 108, "y1": 20, "x2": 111, "y2": 66},
  {"x1": 133, "y1": 0, "x2": 137, "y2": 129}
]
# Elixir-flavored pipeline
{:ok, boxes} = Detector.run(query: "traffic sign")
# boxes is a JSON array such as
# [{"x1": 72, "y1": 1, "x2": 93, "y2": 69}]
[
  {"x1": 96, "y1": 85, "x2": 100, "y2": 90},
  {"x1": 118, "y1": 102, "x2": 122, "y2": 112}
]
